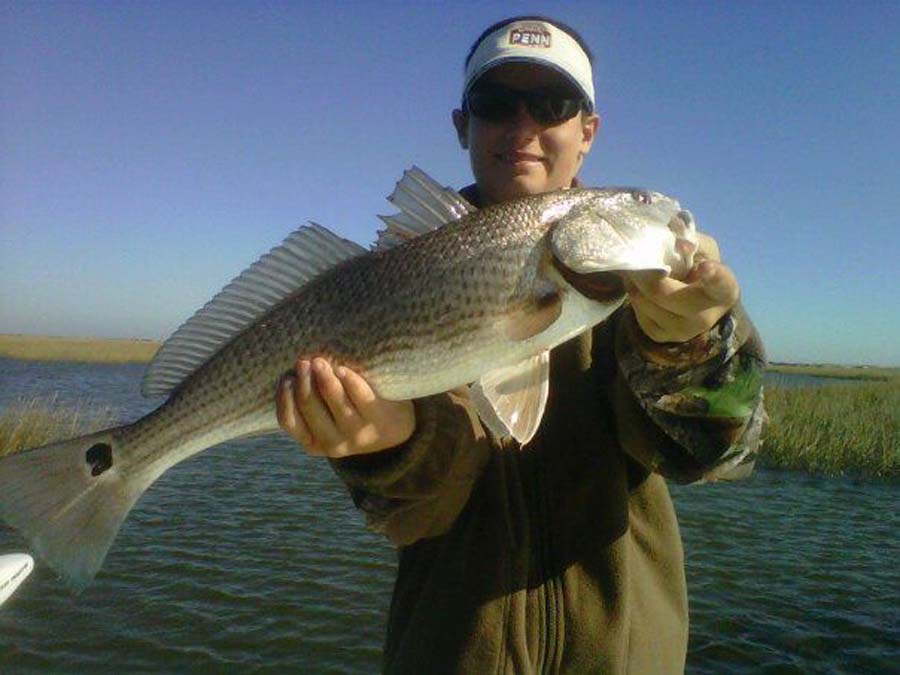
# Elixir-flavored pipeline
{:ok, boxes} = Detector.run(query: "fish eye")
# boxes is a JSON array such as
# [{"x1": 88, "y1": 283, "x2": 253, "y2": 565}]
[{"x1": 631, "y1": 190, "x2": 652, "y2": 205}]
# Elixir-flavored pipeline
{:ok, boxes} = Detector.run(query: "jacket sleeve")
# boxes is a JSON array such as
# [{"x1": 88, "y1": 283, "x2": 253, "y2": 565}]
[
  {"x1": 328, "y1": 388, "x2": 493, "y2": 546},
  {"x1": 612, "y1": 302, "x2": 768, "y2": 483}
]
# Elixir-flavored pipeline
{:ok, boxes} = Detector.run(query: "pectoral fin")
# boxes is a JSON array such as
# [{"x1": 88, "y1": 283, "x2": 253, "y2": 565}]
[
  {"x1": 470, "y1": 351, "x2": 550, "y2": 446},
  {"x1": 503, "y1": 288, "x2": 563, "y2": 341}
]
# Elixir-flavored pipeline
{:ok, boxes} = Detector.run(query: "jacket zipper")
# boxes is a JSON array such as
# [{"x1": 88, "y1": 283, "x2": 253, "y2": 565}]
[{"x1": 531, "y1": 450, "x2": 558, "y2": 673}]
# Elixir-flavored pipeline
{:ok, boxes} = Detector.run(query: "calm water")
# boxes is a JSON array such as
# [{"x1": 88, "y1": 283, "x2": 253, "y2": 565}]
[{"x1": 1, "y1": 360, "x2": 897, "y2": 673}]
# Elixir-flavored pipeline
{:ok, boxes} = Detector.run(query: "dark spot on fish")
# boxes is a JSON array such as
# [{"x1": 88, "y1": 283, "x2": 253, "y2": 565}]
[{"x1": 86, "y1": 443, "x2": 113, "y2": 477}]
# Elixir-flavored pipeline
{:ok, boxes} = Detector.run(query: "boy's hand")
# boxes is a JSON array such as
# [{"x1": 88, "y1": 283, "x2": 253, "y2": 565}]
[
  {"x1": 276, "y1": 357, "x2": 415, "y2": 458},
  {"x1": 627, "y1": 233, "x2": 740, "y2": 343}
]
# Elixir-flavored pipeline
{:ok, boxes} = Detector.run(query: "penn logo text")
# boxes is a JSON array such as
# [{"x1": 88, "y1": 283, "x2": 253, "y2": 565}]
[{"x1": 509, "y1": 28, "x2": 551, "y2": 48}]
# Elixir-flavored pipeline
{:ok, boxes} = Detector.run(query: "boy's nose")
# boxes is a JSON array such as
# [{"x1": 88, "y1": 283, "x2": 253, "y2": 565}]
[{"x1": 507, "y1": 99, "x2": 542, "y2": 130}]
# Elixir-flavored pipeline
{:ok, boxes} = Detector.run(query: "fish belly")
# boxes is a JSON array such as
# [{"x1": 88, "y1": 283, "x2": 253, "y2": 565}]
[{"x1": 370, "y1": 290, "x2": 622, "y2": 400}]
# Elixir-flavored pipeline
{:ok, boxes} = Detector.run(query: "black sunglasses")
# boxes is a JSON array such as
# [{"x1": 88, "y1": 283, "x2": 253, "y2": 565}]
[{"x1": 465, "y1": 83, "x2": 588, "y2": 125}]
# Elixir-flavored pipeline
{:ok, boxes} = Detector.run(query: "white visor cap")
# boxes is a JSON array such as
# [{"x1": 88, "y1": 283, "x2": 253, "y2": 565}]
[{"x1": 464, "y1": 20, "x2": 595, "y2": 111}]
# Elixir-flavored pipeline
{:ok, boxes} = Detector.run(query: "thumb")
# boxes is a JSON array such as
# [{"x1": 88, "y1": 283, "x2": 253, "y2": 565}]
[{"x1": 690, "y1": 260, "x2": 739, "y2": 306}]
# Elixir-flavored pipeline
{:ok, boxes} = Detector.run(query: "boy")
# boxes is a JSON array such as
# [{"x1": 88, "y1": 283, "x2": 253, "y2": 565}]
[{"x1": 277, "y1": 16, "x2": 766, "y2": 673}]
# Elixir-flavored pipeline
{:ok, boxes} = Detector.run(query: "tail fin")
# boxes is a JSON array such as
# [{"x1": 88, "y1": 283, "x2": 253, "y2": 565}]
[{"x1": 0, "y1": 426, "x2": 152, "y2": 590}]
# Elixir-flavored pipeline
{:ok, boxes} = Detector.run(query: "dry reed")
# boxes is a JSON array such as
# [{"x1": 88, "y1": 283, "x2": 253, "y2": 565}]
[
  {"x1": 761, "y1": 377, "x2": 899, "y2": 479},
  {"x1": 0, "y1": 396, "x2": 117, "y2": 457},
  {"x1": 0, "y1": 334, "x2": 159, "y2": 364}
]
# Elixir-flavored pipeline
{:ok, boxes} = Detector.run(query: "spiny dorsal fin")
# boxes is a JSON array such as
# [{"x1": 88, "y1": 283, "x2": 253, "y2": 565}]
[
  {"x1": 141, "y1": 223, "x2": 365, "y2": 398},
  {"x1": 373, "y1": 166, "x2": 476, "y2": 251}
]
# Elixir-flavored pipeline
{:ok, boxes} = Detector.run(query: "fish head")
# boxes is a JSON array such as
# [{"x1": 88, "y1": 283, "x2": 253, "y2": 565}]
[{"x1": 547, "y1": 188, "x2": 698, "y2": 286}]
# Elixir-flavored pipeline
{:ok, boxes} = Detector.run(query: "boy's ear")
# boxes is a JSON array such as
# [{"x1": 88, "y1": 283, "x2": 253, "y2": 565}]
[
  {"x1": 580, "y1": 112, "x2": 601, "y2": 155},
  {"x1": 452, "y1": 109, "x2": 469, "y2": 149}
]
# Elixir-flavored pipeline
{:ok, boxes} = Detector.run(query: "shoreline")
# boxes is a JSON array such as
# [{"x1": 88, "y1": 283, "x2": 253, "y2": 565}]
[
  {"x1": 0, "y1": 334, "x2": 160, "y2": 364},
  {"x1": 767, "y1": 362, "x2": 897, "y2": 382},
  {"x1": 1, "y1": 336, "x2": 896, "y2": 478},
  {"x1": 2, "y1": 334, "x2": 896, "y2": 379}
]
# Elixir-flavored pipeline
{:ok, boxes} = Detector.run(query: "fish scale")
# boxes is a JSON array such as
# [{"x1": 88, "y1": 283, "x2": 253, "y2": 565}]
[{"x1": 0, "y1": 170, "x2": 697, "y2": 588}]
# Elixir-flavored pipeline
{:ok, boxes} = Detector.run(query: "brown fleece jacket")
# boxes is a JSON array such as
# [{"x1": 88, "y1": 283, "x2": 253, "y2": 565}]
[{"x1": 331, "y1": 302, "x2": 766, "y2": 674}]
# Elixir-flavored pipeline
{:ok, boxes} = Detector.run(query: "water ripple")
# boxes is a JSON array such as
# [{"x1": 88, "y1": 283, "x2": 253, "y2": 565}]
[
  {"x1": 1, "y1": 361, "x2": 897, "y2": 672},
  {"x1": 671, "y1": 470, "x2": 899, "y2": 674}
]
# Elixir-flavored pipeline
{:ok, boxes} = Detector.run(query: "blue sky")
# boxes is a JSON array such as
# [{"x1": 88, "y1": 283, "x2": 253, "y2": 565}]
[{"x1": 2, "y1": 1, "x2": 898, "y2": 366}]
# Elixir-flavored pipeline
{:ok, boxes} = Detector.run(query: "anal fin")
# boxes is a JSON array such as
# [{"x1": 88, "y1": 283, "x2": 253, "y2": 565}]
[{"x1": 470, "y1": 350, "x2": 550, "y2": 446}]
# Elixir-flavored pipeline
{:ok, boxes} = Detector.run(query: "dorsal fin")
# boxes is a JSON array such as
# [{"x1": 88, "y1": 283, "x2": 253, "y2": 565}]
[
  {"x1": 141, "y1": 223, "x2": 366, "y2": 398},
  {"x1": 373, "y1": 166, "x2": 476, "y2": 251}
]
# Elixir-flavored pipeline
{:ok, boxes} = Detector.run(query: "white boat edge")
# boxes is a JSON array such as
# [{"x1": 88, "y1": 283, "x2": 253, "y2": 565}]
[{"x1": 0, "y1": 553, "x2": 35, "y2": 607}]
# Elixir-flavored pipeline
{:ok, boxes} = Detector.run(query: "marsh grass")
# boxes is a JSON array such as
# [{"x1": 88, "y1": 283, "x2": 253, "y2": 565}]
[
  {"x1": 0, "y1": 334, "x2": 159, "y2": 364},
  {"x1": 0, "y1": 396, "x2": 117, "y2": 458},
  {"x1": 761, "y1": 377, "x2": 899, "y2": 479},
  {"x1": 2, "y1": 370, "x2": 897, "y2": 480}
]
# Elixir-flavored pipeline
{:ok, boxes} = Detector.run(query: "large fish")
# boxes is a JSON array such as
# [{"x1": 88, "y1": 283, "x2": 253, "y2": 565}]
[{"x1": 0, "y1": 168, "x2": 697, "y2": 588}]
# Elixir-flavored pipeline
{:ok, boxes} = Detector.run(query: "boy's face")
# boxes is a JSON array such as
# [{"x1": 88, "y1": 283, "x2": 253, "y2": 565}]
[{"x1": 453, "y1": 62, "x2": 600, "y2": 205}]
